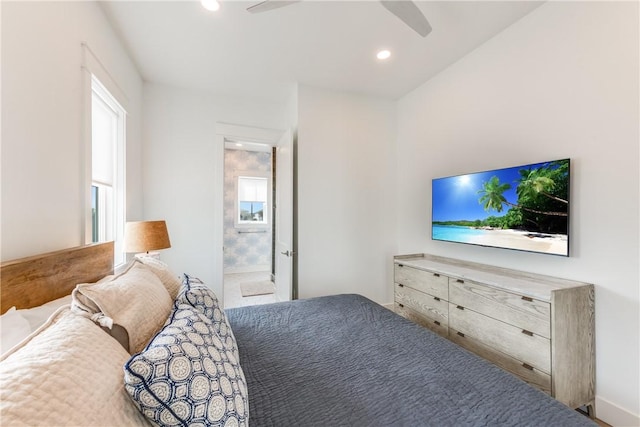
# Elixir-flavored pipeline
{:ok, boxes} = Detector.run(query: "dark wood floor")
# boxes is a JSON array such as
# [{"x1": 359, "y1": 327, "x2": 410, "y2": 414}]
[{"x1": 595, "y1": 418, "x2": 612, "y2": 427}]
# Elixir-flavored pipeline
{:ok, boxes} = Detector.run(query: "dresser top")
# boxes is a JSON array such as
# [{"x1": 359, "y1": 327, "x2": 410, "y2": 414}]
[{"x1": 394, "y1": 253, "x2": 592, "y2": 301}]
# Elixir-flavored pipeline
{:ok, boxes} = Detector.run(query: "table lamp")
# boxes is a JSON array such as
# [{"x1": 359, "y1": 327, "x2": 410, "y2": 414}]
[{"x1": 124, "y1": 220, "x2": 171, "y2": 259}]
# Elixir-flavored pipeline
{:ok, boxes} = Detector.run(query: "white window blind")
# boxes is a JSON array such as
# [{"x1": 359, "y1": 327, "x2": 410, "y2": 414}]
[
  {"x1": 238, "y1": 177, "x2": 268, "y2": 202},
  {"x1": 91, "y1": 75, "x2": 126, "y2": 266},
  {"x1": 91, "y1": 95, "x2": 117, "y2": 186}
]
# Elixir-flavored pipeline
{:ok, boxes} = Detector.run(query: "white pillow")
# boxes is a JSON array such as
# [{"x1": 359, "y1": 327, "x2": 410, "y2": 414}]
[
  {"x1": 0, "y1": 307, "x2": 31, "y2": 356},
  {"x1": 0, "y1": 307, "x2": 153, "y2": 426},
  {"x1": 18, "y1": 295, "x2": 72, "y2": 332}
]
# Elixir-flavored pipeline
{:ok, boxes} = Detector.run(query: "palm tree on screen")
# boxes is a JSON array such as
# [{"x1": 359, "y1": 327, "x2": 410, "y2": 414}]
[
  {"x1": 478, "y1": 175, "x2": 567, "y2": 217},
  {"x1": 517, "y1": 167, "x2": 568, "y2": 205},
  {"x1": 478, "y1": 176, "x2": 511, "y2": 213}
]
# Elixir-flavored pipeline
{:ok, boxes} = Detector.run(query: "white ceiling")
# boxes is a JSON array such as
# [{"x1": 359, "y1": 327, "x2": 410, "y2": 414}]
[{"x1": 101, "y1": 1, "x2": 543, "y2": 102}]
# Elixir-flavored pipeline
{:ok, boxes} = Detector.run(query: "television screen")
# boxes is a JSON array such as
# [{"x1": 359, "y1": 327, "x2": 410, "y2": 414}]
[{"x1": 432, "y1": 159, "x2": 570, "y2": 256}]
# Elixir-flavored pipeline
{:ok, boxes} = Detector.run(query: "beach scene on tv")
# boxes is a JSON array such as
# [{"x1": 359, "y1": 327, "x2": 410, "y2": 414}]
[{"x1": 432, "y1": 159, "x2": 569, "y2": 256}]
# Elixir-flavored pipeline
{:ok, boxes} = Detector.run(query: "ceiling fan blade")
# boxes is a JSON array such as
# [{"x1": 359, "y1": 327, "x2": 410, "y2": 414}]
[
  {"x1": 380, "y1": 1, "x2": 432, "y2": 37},
  {"x1": 247, "y1": 1, "x2": 301, "y2": 14}
]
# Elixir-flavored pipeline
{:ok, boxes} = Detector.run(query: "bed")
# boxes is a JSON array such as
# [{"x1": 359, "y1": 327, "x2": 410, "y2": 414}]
[{"x1": 0, "y1": 243, "x2": 596, "y2": 426}]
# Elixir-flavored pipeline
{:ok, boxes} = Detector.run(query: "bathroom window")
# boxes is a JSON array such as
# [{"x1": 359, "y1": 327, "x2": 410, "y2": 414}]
[{"x1": 237, "y1": 176, "x2": 268, "y2": 226}]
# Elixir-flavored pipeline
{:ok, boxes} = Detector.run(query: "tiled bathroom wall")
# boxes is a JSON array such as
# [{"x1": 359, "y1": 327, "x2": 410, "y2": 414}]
[{"x1": 223, "y1": 149, "x2": 272, "y2": 273}]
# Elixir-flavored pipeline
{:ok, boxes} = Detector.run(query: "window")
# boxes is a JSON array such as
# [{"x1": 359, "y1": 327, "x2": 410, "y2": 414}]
[
  {"x1": 91, "y1": 76, "x2": 126, "y2": 265},
  {"x1": 237, "y1": 176, "x2": 268, "y2": 226}
]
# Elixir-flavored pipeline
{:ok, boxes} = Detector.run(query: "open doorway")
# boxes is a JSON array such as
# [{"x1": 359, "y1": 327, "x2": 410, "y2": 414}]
[
  {"x1": 223, "y1": 142, "x2": 277, "y2": 308},
  {"x1": 216, "y1": 123, "x2": 295, "y2": 309}
]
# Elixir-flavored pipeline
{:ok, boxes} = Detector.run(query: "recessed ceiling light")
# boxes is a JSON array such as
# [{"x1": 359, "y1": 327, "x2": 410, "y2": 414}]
[
  {"x1": 201, "y1": 0, "x2": 220, "y2": 12},
  {"x1": 235, "y1": 143, "x2": 243, "y2": 147},
  {"x1": 377, "y1": 50, "x2": 391, "y2": 60}
]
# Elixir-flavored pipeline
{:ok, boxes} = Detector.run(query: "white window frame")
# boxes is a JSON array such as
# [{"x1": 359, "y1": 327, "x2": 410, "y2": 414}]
[{"x1": 89, "y1": 75, "x2": 126, "y2": 266}]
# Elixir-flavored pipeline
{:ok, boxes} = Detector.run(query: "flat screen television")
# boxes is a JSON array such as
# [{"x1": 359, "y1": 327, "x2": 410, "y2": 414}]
[{"x1": 432, "y1": 159, "x2": 570, "y2": 256}]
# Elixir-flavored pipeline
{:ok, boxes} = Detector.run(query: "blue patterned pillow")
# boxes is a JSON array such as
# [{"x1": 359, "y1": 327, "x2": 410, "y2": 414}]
[
  {"x1": 124, "y1": 304, "x2": 248, "y2": 427},
  {"x1": 177, "y1": 274, "x2": 240, "y2": 362}
]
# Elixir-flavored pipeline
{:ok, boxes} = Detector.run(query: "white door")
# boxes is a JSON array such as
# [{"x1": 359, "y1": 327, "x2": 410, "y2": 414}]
[{"x1": 274, "y1": 129, "x2": 294, "y2": 301}]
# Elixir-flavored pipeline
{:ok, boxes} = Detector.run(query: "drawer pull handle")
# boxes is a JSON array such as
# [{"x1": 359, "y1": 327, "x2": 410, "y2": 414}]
[
  {"x1": 522, "y1": 363, "x2": 534, "y2": 371},
  {"x1": 521, "y1": 296, "x2": 533, "y2": 302},
  {"x1": 398, "y1": 303, "x2": 404, "y2": 308},
  {"x1": 434, "y1": 321, "x2": 441, "y2": 326},
  {"x1": 521, "y1": 329, "x2": 533, "y2": 336},
  {"x1": 433, "y1": 273, "x2": 440, "y2": 277},
  {"x1": 456, "y1": 305, "x2": 464, "y2": 310},
  {"x1": 457, "y1": 331, "x2": 465, "y2": 338},
  {"x1": 398, "y1": 284, "x2": 404, "y2": 288},
  {"x1": 398, "y1": 264, "x2": 404, "y2": 267},
  {"x1": 434, "y1": 297, "x2": 441, "y2": 301},
  {"x1": 456, "y1": 279, "x2": 464, "y2": 283}
]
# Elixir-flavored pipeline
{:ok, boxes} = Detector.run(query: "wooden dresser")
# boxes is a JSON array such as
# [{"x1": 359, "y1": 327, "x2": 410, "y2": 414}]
[{"x1": 393, "y1": 253, "x2": 595, "y2": 416}]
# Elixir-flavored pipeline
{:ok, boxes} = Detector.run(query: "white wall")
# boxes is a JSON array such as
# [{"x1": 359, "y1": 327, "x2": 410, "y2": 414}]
[
  {"x1": 396, "y1": 2, "x2": 639, "y2": 424},
  {"x1": 297, "y1": 85, "x2": 397, "y2": 305},
  {"x1": 1, "y1": 1, "x2": 144, "y2": 261},
  {"x1": 142, "y1": 83, "x2": 286, "y2": 297}
]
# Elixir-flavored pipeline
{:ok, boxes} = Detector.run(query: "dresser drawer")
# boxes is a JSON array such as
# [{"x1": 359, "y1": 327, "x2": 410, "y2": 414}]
[
  {"x1": 449, "y1": 327, "x2": 551, "y2": 395},
  {"x1": 449, "y1": 278, "x2": 551, "y2": 339},
  {"x1": 394, "y1": 264, "x2": 448, "y2": 300},
  {"x1": 395, "y1": 304, "x2": 448, "y2": 337},
  {"x1": 395, "y1": 283, "x2": 448, "y2": 328},
  {"x1": 449, "y1": 303, "x2": 551, "y2": 374}
]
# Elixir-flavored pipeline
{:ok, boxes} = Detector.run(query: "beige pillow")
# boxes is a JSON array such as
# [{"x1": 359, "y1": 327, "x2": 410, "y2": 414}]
[
  {"x1": 0, "y1": 308, "x2": 152, "y2": 426},
  {"x1": 72, "y1": 262, "x2": 172, "y2": 353},
  {"x1": 136, "y1": 256, "x2": 182, "y2": 299}
]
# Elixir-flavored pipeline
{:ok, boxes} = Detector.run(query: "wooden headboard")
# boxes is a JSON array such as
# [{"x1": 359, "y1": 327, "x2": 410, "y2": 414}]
[{"x1": 0, "y1": 242, "x2": 114, "y2": 314}]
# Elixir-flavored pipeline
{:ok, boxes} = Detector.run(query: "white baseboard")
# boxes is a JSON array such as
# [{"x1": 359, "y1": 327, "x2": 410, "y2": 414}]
[
  {"x1": 596, "y1": 396, "x2": 640, "y2": 426},
  {"x1": 224, "y1": 265, "x2": 270, "y2": 275},
  {"x1": 381, "y1": 302, "x2": 394, "y2": 311}
]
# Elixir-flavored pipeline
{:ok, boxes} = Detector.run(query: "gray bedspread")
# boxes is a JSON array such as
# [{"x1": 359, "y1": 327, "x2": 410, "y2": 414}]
[{"x1": 226, "y1": 294, "x2": 595, "y2": 427}]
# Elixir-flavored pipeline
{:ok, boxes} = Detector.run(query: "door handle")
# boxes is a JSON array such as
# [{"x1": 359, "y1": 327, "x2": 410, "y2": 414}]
[{"x1": 280, "y1": 250, "x2": 295, "y2": 257}]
